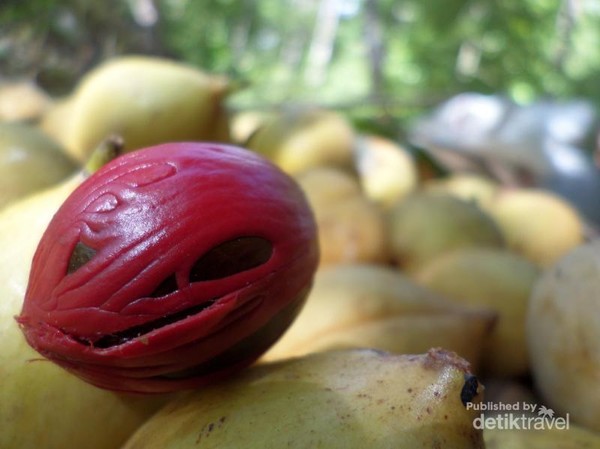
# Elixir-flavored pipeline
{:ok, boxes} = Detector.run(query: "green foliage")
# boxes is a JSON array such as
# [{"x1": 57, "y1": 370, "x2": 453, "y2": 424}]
[
  {"x1": 2, "y1": 0, "x2": 600, "y2": 121},
  {"x1": 0, "y1": 0, "x2": 156, "y2": 93},
  {"x1": 154, "y1": 0, "x2": 600, "y2": 119}
]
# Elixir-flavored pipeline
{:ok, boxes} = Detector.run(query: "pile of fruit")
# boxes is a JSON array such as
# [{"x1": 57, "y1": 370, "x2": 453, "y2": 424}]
[{"x1": 1, "y1": 56, "x2": 599, "y2": 448}]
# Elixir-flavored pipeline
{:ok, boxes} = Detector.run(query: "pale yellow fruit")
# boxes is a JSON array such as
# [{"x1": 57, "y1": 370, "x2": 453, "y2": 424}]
[
  {"x1": 0, "y1": 80, "x2": 52, "y2": 122},
  {"x1": 487, "y1": 188, "x2": 584, "y2": 266},
  {"x1": 417, "y1": 248, "x2": 540, "y2": 378},
  {"x1": 0, "y1": 123, "x2": 78, "y2": 209},
  {"x1": 53, "y1": 55, "x2": 231, "y2": 161},
  {"x1": 387, "y1": 192, "x2": 505, "y2": 274},
  {"x1": 229, "y1": 109, "x2": 273, "y2": 144},
  {"x1": 0, "y1": 141, "x2": 168, "y2": 449},
  {"x1": 262, "y1": 263, "x2": 496, "y2": 370},
  {"x1": 294, "y1": 165, "x2": 362, "y2": 207},
  {"x1": 296, "y1": 167, "x2": 388, "y2": 265},
  {"x1": 122, "y1": 348, "x2": 486, "y2": 449},
  {"x1": 527, "y1": 240, "x2": 600, "y2": 432},
  {"x1": 315, "y1": 196, "x2": 388, "y2": 265},
  {"x1": 484, "y1": 425, "x2": 600, "y2": 449},
  {"x1": 246, "y1": 106, "x2": 356, "y2": 174},
  {"x1": 424, "y1": 173, "x2": 499, "y2": 209},
  {"x1": 38, "y1": 96, "x2": 75, "y2": 143},
  {"x1": 354, "y1": 134, "x2": 418, "y2": 208}
]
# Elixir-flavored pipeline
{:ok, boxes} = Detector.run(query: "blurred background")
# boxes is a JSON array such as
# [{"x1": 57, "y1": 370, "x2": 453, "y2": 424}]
[
  {"x1": 3, "y1": 0, "x2": 600, "y2": 226},
  {"x1": 3, "y1": 0, "x2": 600, "y2": 127}
]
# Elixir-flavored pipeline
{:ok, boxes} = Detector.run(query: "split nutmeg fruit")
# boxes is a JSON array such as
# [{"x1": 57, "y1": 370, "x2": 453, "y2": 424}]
[{"x1": 16, "y1": 142, "x2": 319, "y2": 394}]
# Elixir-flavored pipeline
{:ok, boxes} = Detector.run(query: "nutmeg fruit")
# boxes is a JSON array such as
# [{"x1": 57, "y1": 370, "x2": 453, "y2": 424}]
[{"x1": 17, "y1": 142, "x2": 319, "y2": 394}]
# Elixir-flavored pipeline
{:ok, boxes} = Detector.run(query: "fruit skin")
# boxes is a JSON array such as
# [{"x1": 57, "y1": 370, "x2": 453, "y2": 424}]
[
  {"x1": 229, "y1": 109, "x2": 273, "y2": 145},
  {"x1": 294, "y1": 166, "x2": 362, "y2": 206},
  {"x1": 121, "y1": 348, "x2": 486, "y2": 449},
  {"x1": 262, "y1": 263, "x2": 496, "y2": 370},
  {"x1": 246, "y1": 106, "x2": 356, "y2": 174},
  {"x1": 527, "y1": 241, "x2": 600, "y2": 432},
  {"x1": 486, "y1": 188, "x2": 584, "y2": 266},
  {"x1": 0, "y1": 144, "x2": 167, "y2": 449},
  {"x1": 354, "y1": 134, "x2": 418, "y2": 208},
  {"x1": 49, "y1": 56, "x2": 231, "y2": 161},
  {"x1": 417, "y1": 248, "x2": 540, "y2": 378},
  {"x1": 39, "y1": 96, "x2": 73, "y2": 142},
  {"x1": 17, "y1": 142, "x2": 319, "y2": 394},
  {"x1": 484, "y1": 425, "x2": 600, "y2": 449},
  {"x1": 0, "y1": 122, "x2": 78, "y2": 209},
  {"x1": 387, "y1": 192, "x2": 505, "y2": 274},
  {"x1": 0, "y1": 80, "x2": 52, "y2": 122},
  {"x1": 424, "y1": 173, "x2": 499, "y2": 209},
  {"x1": 296, "y1": 167, "x2": 388, "y2": 266}
]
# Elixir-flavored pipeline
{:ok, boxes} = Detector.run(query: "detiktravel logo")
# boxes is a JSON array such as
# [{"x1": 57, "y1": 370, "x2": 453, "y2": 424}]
[{"x1": 467, "y1": 401, "x2": 570, "y2": 430}]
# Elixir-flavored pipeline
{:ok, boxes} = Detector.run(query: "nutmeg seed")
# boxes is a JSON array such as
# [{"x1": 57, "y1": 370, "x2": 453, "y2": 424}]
[{"x1": 17, "y1": 142, "x2": 319, "y2": 394}]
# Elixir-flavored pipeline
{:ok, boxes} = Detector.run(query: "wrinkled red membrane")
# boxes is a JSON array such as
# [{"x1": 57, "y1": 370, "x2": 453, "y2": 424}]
[{"x1": 17, "y1": 142, "x2": 319, "y2": 394}]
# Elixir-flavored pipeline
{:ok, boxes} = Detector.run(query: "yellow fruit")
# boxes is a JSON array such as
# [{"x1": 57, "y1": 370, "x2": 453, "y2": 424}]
[
  {"x1": 417, "y1": 247, "x2": 540, "y2": 378},
  {"x1": 294, "y1": 165, "x2": 362, "y2": 206},
  {"x1": 51, "y1": 55, "x2": 231, "y2": 161},
  {"x1": 0, "y1": 80, "x2": 51, "y2": 123},
  {"x1": 122, "y1": 348, "x2": 486, "y2": 449},
  {"x1": 296, "y1": 167, "x2": 388, "y2": 265},
  {"x1": 316, "y1": 196, "x2": 388, "y2": 265},
  {"x1": 484, "y1": 425, "x2": 600, "y2": 449},
  {"x1": 229, "y1": 109, "x2": 273, "y2": 144},
  {"x1": 38, "y1": 96, "x2": 74, "y2": 143},
  {"x1": 424, "y1": 173, "x2": 499, "y2": 209},
  {"x1": 262, "y1": 263, "x2": 496, "y2": 369},
  {"x1": 0, "y1": 139, "x2": 168, "y2": 449},
  {"x1": 487, "y1": 188, "x2": 584, "y2": 266},
  {"x1": 246, "y1": 106, "x2": 356, "y2": 174},
  {"x1": 387, "y1": 192, "x2": 505, "y2": 274},
  {"x1": 527, "y1": 241, "x2": 600, "y2": 432},
  {"x1": 0, "y1": 122, "x2": 78, "y2": 209},
  {"x1": 354, "y1": 134, "x2": 418, "y2": 208}
]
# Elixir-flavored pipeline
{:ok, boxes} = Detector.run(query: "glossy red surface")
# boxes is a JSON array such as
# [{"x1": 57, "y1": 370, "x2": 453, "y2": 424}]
[{"x1": 17, "y1": 142, "x2": 319, "y2": 393}]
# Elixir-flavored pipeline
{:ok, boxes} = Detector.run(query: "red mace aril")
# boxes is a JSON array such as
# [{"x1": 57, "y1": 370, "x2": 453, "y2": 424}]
[{"x1": 17, "y1": 142, "x2": 319, "y2": 394}]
